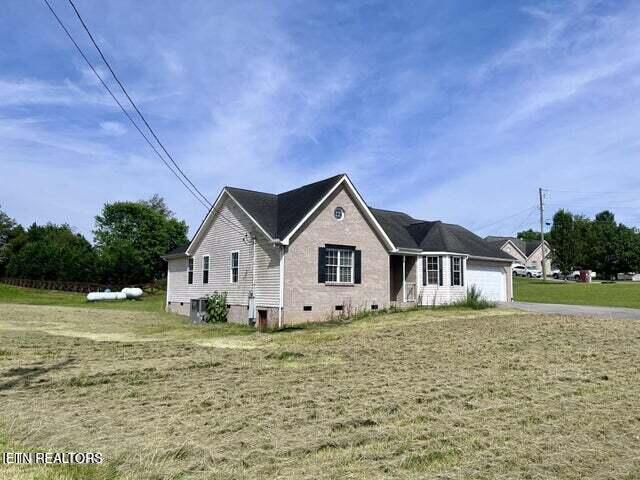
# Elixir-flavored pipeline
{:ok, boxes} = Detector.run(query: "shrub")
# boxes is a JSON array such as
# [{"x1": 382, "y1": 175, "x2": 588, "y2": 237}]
[
  {"x1": 206, "y1": 291, "x2": 228, "y2": 322},
  {"x1": 452, "y1": 285, "x2": 495, "y2": 310}
]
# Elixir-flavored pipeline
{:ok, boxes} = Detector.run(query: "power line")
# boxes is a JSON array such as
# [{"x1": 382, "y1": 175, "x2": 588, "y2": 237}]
[
  {"x1": 473, "y1": 205, "x2": 538, "y2": 232},
  {"x1": 543, "y1": 188, "x2": 640, "y2": 196},
  {"x1": 42, "y1": 0, "x2": 210, "y2": 211},
  {"x1": 66, "y1": 0, "x2": 211, "y2": 209},
  {"x1": 43, "y1": 0, "x2": 255, "y2": 240}
]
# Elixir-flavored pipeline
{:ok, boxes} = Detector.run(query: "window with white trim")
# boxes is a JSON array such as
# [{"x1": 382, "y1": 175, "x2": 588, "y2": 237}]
[
  {"x1": 426, "y1": 256, "x2": 439, "y2": 285},
  {"x1": 325, "y1": 248, "x2": 353, "y2": 283},
  {"x1": 334, "y1": 207, "x2": 345, "y2": 220},
  {"x1": 452, "y1": 256, "x2": 462, "y2": 286},
  {"x1": 188, "y1": 257, "x2": 194, "y2": 285},
  {"x1": 202, "y1": 255, "x2": 209, "y2": 284},
  {"x1": 230, "y1": 251, "x2": 239, "y2": 283}
]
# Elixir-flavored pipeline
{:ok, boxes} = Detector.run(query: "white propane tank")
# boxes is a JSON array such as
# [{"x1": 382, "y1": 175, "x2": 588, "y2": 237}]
[
  {"x1": 86, "y1": 292, "x2": 127, "y2": 302},
  {"x1": 121, "y1": 287, "x2": 143, "y2": 299}
]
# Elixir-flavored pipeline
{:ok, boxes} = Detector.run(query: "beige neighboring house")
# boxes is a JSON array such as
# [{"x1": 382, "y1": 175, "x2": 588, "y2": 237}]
[
  {"x1": 484, "y1": 236, "x2": 552, "y2": 273},
  {"x1": 163, "y1": 174, "x2": 514, "y2": 328}
]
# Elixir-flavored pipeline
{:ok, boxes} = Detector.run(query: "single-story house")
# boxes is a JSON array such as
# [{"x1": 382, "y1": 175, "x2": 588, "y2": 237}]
[
  {"x1": 484, "y1": 236, "x2": 551, "y2": 273},
  {"x1": 163, "y1": 174, "x2": 514, "y2": 327}
]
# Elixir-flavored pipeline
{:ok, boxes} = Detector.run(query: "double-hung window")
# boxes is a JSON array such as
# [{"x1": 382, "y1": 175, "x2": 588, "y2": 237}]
[
  {"x1": 230, "y1": 251, "x2": 239, "y2": 283},
  {"x1": 188, "y1": 258, "x2": 194, "y2": 285},
  {"x1": 452, "y1": 256, "x2": 463, "y2": 286},
  {"x1": 426, "y1": 256, "x2": 439, "y2": 285},
  {"x1": 202, "y1": 255, "x2": 209, "y2": 284},
  {"x1": 326, "y1": 248, "x2": 353, "y2": 283}
]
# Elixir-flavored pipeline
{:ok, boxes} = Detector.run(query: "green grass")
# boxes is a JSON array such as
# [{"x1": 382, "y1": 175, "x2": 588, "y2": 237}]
[
  {"x1": 0, "y1": 283, "x2": 166, "y2": 312},
  {"x1": 1, "y1": 304, "x2": 640, "y2": 479},
  {"x1": 513, "y1": 277, "x2": 640, "y2": 309}
]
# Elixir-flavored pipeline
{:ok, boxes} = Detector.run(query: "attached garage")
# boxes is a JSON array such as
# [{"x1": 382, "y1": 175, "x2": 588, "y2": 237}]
[{"x1": 466, "y1": 260, "x2": 509, "y2": 302}]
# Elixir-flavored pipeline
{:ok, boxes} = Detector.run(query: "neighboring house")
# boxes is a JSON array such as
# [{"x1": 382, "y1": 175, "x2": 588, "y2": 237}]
[
  {"x1": 484, "y1": 236, "x2": 552, "y2": 273},
  {"x1": 163, "y1": 174, "x2": 514, "y2": 327}
]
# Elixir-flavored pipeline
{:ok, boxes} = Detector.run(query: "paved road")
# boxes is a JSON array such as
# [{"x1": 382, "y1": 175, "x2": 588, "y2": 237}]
[{"x1": 500, "y1": 301, "x2": 640, "y2": 320}]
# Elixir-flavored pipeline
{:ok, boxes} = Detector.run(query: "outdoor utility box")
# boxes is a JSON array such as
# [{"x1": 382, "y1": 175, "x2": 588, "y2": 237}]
[
  {"x1": 579, "y1": 270, "x2": 592, "y2": 283},
  {"x1": 247, "y1": 291, "x2": 256, "y2": 325}
]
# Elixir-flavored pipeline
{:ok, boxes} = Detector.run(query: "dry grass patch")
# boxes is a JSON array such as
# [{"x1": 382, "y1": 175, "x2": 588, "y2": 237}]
[{"x1": 1, "y1": 304, "x2": 639, "y2": 479}]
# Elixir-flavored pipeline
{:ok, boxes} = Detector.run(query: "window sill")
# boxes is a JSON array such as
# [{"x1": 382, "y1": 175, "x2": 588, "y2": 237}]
[{"x1": 325, "y1": 282, "x2": 355, "y2": 287}]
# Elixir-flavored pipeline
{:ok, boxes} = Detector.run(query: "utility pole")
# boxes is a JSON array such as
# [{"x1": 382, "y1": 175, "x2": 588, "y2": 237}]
[{"x1": 539, "y1": 187, "x2": 547, "y2": 281}]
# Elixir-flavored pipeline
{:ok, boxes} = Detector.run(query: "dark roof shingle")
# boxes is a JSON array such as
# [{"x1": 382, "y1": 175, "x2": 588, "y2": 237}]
[
  {"x1": 173, "y1": 174, "x2": 512, "y2": 260},
  {"x1": 372, "y1": 208, "x2": 512, "y2": 259},
  {"x1": 226, "y1": 174, "x2": 344, "y2": 239}
]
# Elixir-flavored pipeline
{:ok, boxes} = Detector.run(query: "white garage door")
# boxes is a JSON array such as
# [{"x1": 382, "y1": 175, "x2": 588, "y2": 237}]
[{"x1": 466, "y1": 264, "x2": 506, "y2": 302}]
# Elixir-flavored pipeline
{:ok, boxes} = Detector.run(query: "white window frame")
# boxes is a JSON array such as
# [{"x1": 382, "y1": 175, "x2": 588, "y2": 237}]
[
  {"x1": 334, "y1": 207, "x2": 345, "y2": 221},
  {"x1": 187, "y1": 257, "x2": 194, "y2": 285},
  {"x1": 202, "y1": 255, "x2": 209, "y2": 284},
  {"x1": 426, "y1": 256, "x2": 439, "y2": 285},
  {"x1": 230, "y1": 251, "x2": 239, "y2": 283},
  {"x1": 452, "y1": 256, "x2": 463, "y2": 286},
  {"x1": 325, "y1": 247, "x2": 354, "y2": 284}
]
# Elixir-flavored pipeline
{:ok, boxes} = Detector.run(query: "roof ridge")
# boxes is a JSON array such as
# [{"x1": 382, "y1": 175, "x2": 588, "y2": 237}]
[
  {"x1": 225, "y1": 185, "x2": 277, "y2": 197},
  {"x1": 276, "y1": 173, "x2": 345, "y2": 197}
]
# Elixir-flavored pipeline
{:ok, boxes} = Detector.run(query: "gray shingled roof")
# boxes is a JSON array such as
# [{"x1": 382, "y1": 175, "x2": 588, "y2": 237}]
[
  {"x1": 372, "y1": 208, "x2": 513, "y2": 259},
  {"x1": 165, "y1": 244, "x2": 189, "y2": 256},
  {"x1": 484, "y1": 236, "x2": 542, "y2": 257},
  {"x1": 225, "y1": 174, "x2": 344, "y2": 239},
  {"x1": 168, "y1": 174, "x2": 513, "y2": 260}
]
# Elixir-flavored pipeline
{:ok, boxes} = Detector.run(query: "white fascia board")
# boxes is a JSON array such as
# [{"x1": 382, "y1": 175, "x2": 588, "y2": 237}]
[
  {"x1": 185, "y1": 189, "x2": 226, "y2": 256},
  {"x1": 281, "y1": 175, "x2": 397, "y2": 251},
  {"x1": 161, "y1": 253, "x2": 188, "y2": 261},
  {"x1": 468, "y1": 255, "x2": 514, "y2": 263},
  {"x1": 224, "y1": 190, "x2": 277, "y2": 243},
  {"x1": 186, "y1": 189, "x2": 277, "y2": 256},
  {"x1": 502, "y1": 239, "x2": 527, "y2": 259},
  {"x1": 418, "y1": 251, "x2": 469, "y2": 257}
]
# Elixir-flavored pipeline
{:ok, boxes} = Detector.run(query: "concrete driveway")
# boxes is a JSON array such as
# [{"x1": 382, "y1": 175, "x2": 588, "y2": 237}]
[{"x1": 501, "y1": 301, "x2": 640, "y2": 320}]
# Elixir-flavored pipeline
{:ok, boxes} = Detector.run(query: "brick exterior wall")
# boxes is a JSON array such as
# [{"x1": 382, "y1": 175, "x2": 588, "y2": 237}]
[{"x1": 283, "y1": 185, "x2": 390, "y2": 324}]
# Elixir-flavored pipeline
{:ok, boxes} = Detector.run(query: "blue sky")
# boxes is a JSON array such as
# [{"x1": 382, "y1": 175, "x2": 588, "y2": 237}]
[{"x1": 2, "y1": 0, "x2": 640, "y2": 239}]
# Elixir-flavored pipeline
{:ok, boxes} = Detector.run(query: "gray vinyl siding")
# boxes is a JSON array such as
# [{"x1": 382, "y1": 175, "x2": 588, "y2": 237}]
[{"x1": 166, "y1": 195, "x2": 280, "y2": 311}]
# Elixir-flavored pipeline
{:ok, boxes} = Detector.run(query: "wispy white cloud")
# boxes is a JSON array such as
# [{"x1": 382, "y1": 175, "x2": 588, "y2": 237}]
[
  {"x1": 2, "y1": 0, "x2": 640, "y2": 238},
  {"x1": 99, "y1": 120, "x2": 126, "y2": 136}
]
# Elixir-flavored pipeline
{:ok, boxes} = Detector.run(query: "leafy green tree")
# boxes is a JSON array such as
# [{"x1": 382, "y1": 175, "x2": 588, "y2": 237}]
[
  {"x1": 616, "y1": 225, "x2": 640, "y2": 274},
  {"x1": 516, "y1": 229, "x2": 540, "y2": 241},
  {"x1": 94, "y1": 196, "x2": 188, "y2": 285},
  {"x1": 571, "y1": 215, "x2": 594, "y2": 269},
  {"x1": 590, "y1": 211, "x2": 619, "y2": 279},
  {"x1": 549, "y1": 210, "x2": 575, "y2": 275},
  {"x1": 6, "y1": 223, "x2": 97, "y2": 281},
  {"x1": 0, "y1": 205, "x2": 17, "y2": 275}
]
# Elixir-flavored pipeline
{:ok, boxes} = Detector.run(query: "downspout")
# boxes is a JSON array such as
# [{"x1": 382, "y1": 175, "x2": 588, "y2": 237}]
[{"x1": 252, "y1": 236, "x2": 256, "y2": 294}]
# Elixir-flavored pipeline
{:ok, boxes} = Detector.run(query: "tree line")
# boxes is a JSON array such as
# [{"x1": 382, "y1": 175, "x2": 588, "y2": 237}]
[
  {"x1": 0, "y1": 195, "x2": 188, "y2": 286},
  {"x1": 517, "y1": 210, "x2": 640, "y2": 279}
]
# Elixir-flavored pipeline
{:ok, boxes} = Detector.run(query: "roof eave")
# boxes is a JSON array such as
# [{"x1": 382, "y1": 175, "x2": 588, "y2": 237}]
[{"x1": 468, "y1": 255, "x2": 514, "y2": 263}]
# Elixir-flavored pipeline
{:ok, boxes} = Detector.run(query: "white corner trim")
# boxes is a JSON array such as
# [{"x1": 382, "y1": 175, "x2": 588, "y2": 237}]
[
  {"x1": 278, "y1": 246, "x2": 285, "y2": 328},
  {"x1": 281, "y1": 175, "x2": 397, "y2": 251}
]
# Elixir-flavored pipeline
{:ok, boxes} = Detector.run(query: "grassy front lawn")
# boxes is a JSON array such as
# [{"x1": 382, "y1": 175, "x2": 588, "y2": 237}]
[
  {"x1": 1, "y1": 304, "x2": 639, "y2": 479},
  {"x1": 0, "y1": 283, "x2": 166, "y2": 312},
  {"x1": 513, "y1": 277, "x2": 640, "y2": 309}
]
